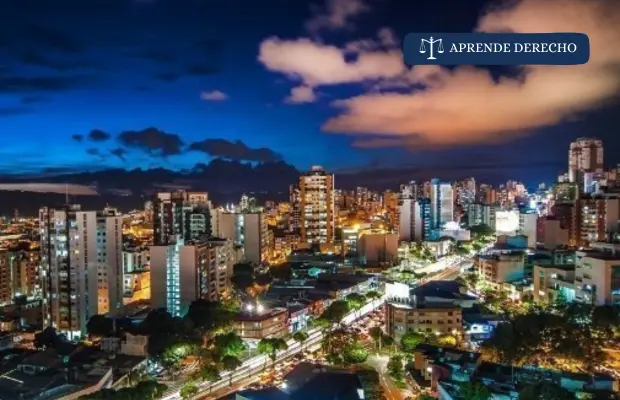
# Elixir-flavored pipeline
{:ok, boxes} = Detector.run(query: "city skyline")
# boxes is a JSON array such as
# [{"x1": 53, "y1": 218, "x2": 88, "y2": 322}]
[{"x1": 0, "y1": 0, "x2": 619, "y2": 186}]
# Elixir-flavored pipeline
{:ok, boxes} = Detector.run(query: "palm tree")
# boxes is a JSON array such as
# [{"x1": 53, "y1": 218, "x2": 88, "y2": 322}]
[
  {"x1": 221, "y1": 355, "x2": 242, "y2": 386},
  {"x1": 293, "y1": 331, "x2": 309, "y2": 353}
]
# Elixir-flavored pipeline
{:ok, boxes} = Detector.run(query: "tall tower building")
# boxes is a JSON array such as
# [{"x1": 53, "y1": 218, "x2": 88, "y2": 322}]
[
  {"x1": 299, "y1": 166, "x2": 335, "y2": 246},
  {"x1": 39, "y1": 205, "x2": 123, "y2": 340},
  {"x1": 430, "y1": 179, "x2": 454, "y2": 231},
  {"x1": 153, "y1": 191, "x2": 212, "y2": 246},
  {"x1": 569, "y1": 138, "x2": 604, "y2": 185}
]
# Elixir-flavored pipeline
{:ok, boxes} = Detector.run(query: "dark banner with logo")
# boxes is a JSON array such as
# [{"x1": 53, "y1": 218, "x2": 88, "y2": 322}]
[{"x1": 403, "y1": 33, "x2": 590, "y2": 66}]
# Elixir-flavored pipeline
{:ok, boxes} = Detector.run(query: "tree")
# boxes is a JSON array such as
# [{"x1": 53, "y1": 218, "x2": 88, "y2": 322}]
[
  {"x1": 180, "y1": 383, "x2": 198, "y2": 400},
  {"x1": 293, "y1": 331, "x2": 309, "y2": 353},
  {"x1": 221, "y1": 355, "x2": 242, "y2": 386},
  {"x1": 365, "y1": 290, "x2": 381, "y2": 306},
  {"x1": 321, "y1": 300, "x2": 351, "y2": 324},
  {"x1": 231, "y1": 263, "x2": 255, "y2": 295},
  {"x1": 214, "y1": 332, "x2": 246, "y2": 359},
  {"x1": 258, "y1": 338, "x2": 275, "y2": 371},
  {"x1": 386, "y1": 355, "x2": 404, "y2": 380},
  {"x1": 459, "y1": 381, "x2": 492, "y2": 400},
  {"x1": 343, "y1": 342, "x2": 368, "y2": 364},
  {"x1": 198, "y1": 365, "x2": 220, "y2": 394},
  {"x1": 185, "y1": 299, "x2": 235, "y2": 333},
  {"x1": 346, "y1": 293, "x2": 366, "y2": 317},
  {"x1": 400, "y1": 331, "x2": 424, "y2": 352},
  {"x1": 369, "y1": 327, "x2": 383, "y2": 351},
  {"x1": 86, "y1": 315, "x2": 114, "y2": 337},
  {"x1": 34, "y1": 327, "x2": 60, "y2": 349}
]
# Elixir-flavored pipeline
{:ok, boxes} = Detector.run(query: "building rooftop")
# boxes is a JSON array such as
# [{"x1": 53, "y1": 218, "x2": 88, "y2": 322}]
[
  {"x1": 577, "y1": 250, "x2": 620, "y2": 261},
  {"x1": 236, "y1": 363, "x2": 363, "y2": 400},
  {"x1": 235, "y1": 307, "x2": 288, "y2": 322}
]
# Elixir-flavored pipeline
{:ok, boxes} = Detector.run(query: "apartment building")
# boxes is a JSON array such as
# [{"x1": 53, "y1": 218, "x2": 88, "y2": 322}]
[
  {"x1": 232, "y1": 307, "x2": 288, "y2": 340},
  {"x1": 385, "y1": 301, "x2": 463, "y2": 342},
  {"x1": 575, "y1": 250, "x2": 620, "y2": 306},
  {"x1": 39, "y1": 205, "x2": 123, "y2": 339},
  {"x1": 477, "y1": 252, "x2": 525, "y2": 285},
  {"x1": 533, "y1": 264, "x2": 576, "y2": 303}
]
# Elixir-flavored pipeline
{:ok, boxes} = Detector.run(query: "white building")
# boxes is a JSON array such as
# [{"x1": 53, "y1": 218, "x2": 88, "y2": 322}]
[
  {"x1": 39, "y1": 205, "x2": 123, "y2": 340},
  {"x1": 298, "y1": 166, "x2": 335, "y2": 246},
  {"x1": 430, "y1": 178, "x2": 454, "y2": 231}
]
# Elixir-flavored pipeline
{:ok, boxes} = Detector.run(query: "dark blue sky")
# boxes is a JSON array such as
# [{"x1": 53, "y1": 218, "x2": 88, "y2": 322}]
[{"x1": 0, "y1": 0, "x2": 619, "y2": 187}]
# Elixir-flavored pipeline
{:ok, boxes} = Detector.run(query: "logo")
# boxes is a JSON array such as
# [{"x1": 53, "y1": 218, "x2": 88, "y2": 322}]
[
  {"x1": 403, "y1": 33, "x2": 590, "y2": 66},
  {"x1": 419, "y1": 37, "x2": 445, "y2": 60}
]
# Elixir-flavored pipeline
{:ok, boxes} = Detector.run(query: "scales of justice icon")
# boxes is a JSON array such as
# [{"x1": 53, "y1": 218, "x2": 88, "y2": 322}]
[{"x1": 419, "y1": 37, "x2": 444, "y2": 60}]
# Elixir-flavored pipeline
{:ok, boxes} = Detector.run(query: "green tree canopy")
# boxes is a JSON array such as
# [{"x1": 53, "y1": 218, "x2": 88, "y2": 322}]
[
  {"x1": 343, "y1": 342, "x2": 369, "y2": 364},
  {"x1": 214, "y1": 332, "x2": 246, "y2": 359},
  {"x1": 86, "y1": 315, "x2": 114, "y2": 337},
  {"x1": 459, "y1": 381, "x2": 492, "y2": 400},
  {"x1": 400, "y1": 331, "x2": 425, "y2": 352},
  {"x1": 387, "y1": 355, "x2": 404, "y2": 380}
]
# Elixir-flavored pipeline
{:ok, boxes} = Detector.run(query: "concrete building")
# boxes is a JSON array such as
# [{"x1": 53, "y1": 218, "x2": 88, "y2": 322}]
[
  {"x1": 477, "y1": 252, "x2": 525, "y2": 285},
  {"x1": 39, "y1": 205, "x2": 123, "y2": 339},
  {"x1": 540, "y1": 217, "x2": 570, "y2": 249},
  {"x1": 385, "y1": 302, "x2": 463, "y2": 342},
  {"x1": 357, "y1": 233, "x2": 398, "y2": 264},
  {"x1": 568, "y1": 138, "x2": 604, "y2": 187},
  {"x1": 150, "y1": 237, "x2": 234, "y2": 316},
  {"x1": 150, "y1": 239, "x2": 211, "y2": 317},
  {"x1": 298, "y1": 166, "x2": 335, "y2": 247},
  {"x1": 518, "y1": 211, "x2": 538, "y2": 248},
  {"x1": 122, "y1": 247, "x2": 149, "y2": 273},
  {"x1": 430, "y1": 179, "x2": 454, "y2": 231},
  {"x1": 232, "y1": 307, "x2": 288, "y2": 340},
  {"x1": 578, "y1": 196, "x2": 620, "y2": 246},
  {"x1": 153, "y1": 191, "x2": 212, "y2": 246},
  {"x1": 533, "y1": 264, "x2": 576, "y2": 303},
  {"x1": 243, "y1": 212, "x2": 269, "y2": 265},
  {"x1": 575, "y1": 250, "x2": 620, "y2": 306}
]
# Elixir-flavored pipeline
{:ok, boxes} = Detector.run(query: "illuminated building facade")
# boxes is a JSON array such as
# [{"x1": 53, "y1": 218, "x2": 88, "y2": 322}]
[
  {"x1": 39, "y1": 205, "x2": 123, "y2": 339},
  {"x1": 153, "y1": 191, "x2": 212, "y2": 246},
  {"x1": 430, "y1": 178, "x2": 454, "y2": 231},
  {"x1": 568, "y1": 138, "x2": 604, "y2": 188},
  {"x1": 298, "y1": 166, "x2": 335, "y2": 246}
]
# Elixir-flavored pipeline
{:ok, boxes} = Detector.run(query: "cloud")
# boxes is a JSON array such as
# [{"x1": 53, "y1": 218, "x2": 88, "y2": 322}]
[
  {"x1": 86, "y1": 148, "x2": 104, "y2": 157},
  {"x1": 0, "y1": 183, "x2": 98, "y2": 195},
  {"x1": 18, "y1": 51, "x2": 91, "y2": 71},
  {"x1": 0, "y1": 75, "x2": 88, "y2": 93},
  {"x1": 110, "y1": 147, "x2": 127, "y2": 161},
  {"x1": 21, "y1": 96, "x2": 51, "y2": 105},
  {"x1": 322, "y1": 0, "x2": 620, "y2": 147},
  {"x1": 88, "y1": 129, "x2": 111, "y2": 142},
  {"x1": 188, "y1": 138, "x2": 282, "y2": 162},
  {"x1": 200, "y1": 90, "x2": 229, "y2": 101},
  {"x1": 118, "y1": 127, "x2": 184, "y2": 157},
  {"x1": 72, "y1": 134, "x2": 84, "y2": 142},
  {"x1": 306, "y1": 0, "x2": 370, "y2": 33},
  {"x1": 286, "y1": 85, "x2": 316, "y2": 104},
  {"x1": 23, "y1": 25, "x2": 83, "y2": 53},
  {"x1": 258, "y1": 37, "x2": 405, "y2": 86},
  {"x1": 345, "y1": 28, "x2": 399, "y2": 52}
]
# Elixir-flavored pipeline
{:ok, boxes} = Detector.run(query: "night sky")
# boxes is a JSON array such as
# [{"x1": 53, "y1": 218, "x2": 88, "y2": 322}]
[{"x1": 0, "y1": 0, "x2": 619, "y2": 186}]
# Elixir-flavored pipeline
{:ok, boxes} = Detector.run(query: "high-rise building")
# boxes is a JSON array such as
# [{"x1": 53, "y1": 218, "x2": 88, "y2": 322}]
[
  {"x1": 298, "y1": 166, "x2": 335, "y2": 246},
  {"x1": 243, "y1": 211, "x2": 269, "y2": 265},
  {"x1": 568, "y1": 138, "x2": 604, "y2": 186},
  {"x1": 150, "y1": 237, "x2": 235, "y2": 316},
  {"x1": 415, "y1": 198, "x2": 432, "y2": 241},
  {"x1": 455, "y1": 178, "x2": 476, "y2": 207},
  {"x1": 39, "y1": 205, "x2": 123, "y2": 339},
  {"x1": 398, "y1": 184, "x2": 416, "y2": 242},
  {"x1": 430, "y1": 179, "x2": 454, "y2": 231},
  {"x1": 153, "y1": 191, "x2": 212, "y2": 246},
  {"x1": 288, "y1": 184, "x2": 301, "y2": 232},
  {"x1": 578, "y1": 196, "x2": 620, "y2": 246}
]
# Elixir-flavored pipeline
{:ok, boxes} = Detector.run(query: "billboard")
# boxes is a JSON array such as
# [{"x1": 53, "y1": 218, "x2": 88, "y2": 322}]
[{"x1": 495, "y1": 210, "x2": 519, "y2": 234}]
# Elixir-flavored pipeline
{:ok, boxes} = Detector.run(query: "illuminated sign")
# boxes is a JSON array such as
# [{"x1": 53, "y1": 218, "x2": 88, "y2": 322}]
[{"x1": 495, "y1": 210, "x2": 519, "y2": 233}]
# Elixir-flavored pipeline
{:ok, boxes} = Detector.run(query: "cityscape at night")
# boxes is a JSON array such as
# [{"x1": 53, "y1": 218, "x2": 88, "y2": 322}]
[{"x1": 0, "y1": 0, "x2": 619, "y2": 399}]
